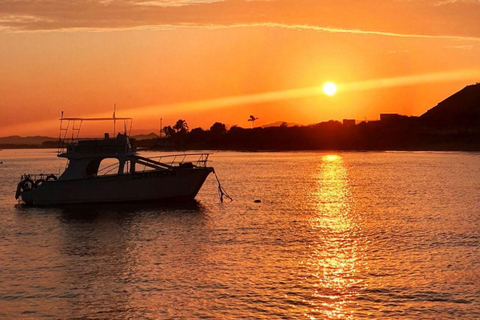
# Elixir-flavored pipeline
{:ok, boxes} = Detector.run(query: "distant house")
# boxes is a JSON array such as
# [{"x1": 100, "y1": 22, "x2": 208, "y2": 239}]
[
  {"x1": 342, "y1": 119, "x2": 356, "y2": 126},
  {"x1": 380, "y1": 113, "x2": 400, "y2": 122}
]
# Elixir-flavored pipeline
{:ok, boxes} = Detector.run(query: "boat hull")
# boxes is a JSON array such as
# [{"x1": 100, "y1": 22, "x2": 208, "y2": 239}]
[{"x1": 21, "y1": 167, "x2": 213, "y2": 206}]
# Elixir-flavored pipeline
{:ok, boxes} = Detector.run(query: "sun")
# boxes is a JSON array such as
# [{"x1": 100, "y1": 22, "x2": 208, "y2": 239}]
[{"x1": 323, "y1": 82, "x2": 337, "y2": 96}]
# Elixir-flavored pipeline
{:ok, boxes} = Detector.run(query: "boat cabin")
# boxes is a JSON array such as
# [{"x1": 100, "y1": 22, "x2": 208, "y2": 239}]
[{"x1": 58, "y1": 133, "x2": 140, "y2": 180}]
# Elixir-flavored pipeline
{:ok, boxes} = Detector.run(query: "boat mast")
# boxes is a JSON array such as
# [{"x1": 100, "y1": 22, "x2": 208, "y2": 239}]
[
  {"x1": 58, "y1": 111, "x2": 64, "y2": 141},
  {"x1": 58, "y1": 111, "x2": 64, "y2": 154}
]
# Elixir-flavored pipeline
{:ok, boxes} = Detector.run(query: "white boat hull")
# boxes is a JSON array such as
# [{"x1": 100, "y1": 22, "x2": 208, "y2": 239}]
[{"x1": 21, "y1": 168, "x2": 213, "y2": 206}]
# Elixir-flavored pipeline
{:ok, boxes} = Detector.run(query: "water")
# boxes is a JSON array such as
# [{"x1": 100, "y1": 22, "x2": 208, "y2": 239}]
[{"x1": 0, "y1": 149, "x2": 479, "y2": 319}]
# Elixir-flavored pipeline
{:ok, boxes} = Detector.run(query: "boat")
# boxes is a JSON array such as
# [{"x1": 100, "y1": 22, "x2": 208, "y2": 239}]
[{"x1": 15, "y1": 115, "x2": 214, "y2": 206}]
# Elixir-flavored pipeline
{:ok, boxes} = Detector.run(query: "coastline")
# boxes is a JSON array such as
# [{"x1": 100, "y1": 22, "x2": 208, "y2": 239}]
[{"x1": 2, "y1": 145, "x2": 480, "y2": 152}]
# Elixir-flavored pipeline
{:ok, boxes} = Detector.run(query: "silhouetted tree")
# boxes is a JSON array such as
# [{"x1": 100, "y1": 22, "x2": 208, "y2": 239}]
[
  {"x1": 173, "y1": 119, "x2": 189, "y2": 134},
  {"x1": 210, "y1": 122, "x2": 227, "y2": 135},
  {"x1": 162, "y1": 126, "x2": 175, "y2": 138},
  {"x1": 189, "y1": 127, "x2": 207, "y2": 143},
  {"x1": 209, "y1": 122, "x2": 227, "y2": 144},
  {"x1": 248, "y1": 115, "x2": 258, "y2": 128},
  {"x1": 228, "y1": 125, "x2": 241, "y2": 133},
  {"x1": 145, "y1": 99, "x2": 480, "y2": 150},
  {"x1": 171, "y1": 119, "x2": 189, "y2": 144}
]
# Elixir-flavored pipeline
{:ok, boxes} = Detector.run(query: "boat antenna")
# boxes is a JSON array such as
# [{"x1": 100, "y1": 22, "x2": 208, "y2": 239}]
[
  {"x1": 113, "y1": 103, "x2": 116, "y2": 136},
  {"x1": 160, "y1": 117, "x2": 163, "y2": 137}
]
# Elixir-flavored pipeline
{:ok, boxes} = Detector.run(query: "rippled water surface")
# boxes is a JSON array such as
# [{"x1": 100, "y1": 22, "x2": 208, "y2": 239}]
[{"x1": 1, "y1": 150, "x2": 479, "y2": 319}]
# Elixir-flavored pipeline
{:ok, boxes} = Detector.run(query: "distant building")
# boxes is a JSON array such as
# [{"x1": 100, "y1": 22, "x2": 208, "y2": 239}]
[
  {"x1": 342, "y1": 119, "x2": 356, "y2": 126},
  {"x1": 380, "y1": 113, "x2": 400, "y2": 122}
]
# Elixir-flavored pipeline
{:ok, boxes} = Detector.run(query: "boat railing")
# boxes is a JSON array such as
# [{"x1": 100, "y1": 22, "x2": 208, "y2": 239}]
[
  {"x1": 143, "y1": 153, "x2": 211, "y2": 169},
  {"x1": 20, "y1": 173, "x2": 58, "y2": 180},
  {"x1": 136, "y1": 153, "x2": 211, "y2": 173},
  {"x1": 56, "y1": 116, "x2": 134, "y2": 155},
  {"x1": 19, "y1": 173, "x2": 59, "y2": 186},
  {"x1": 96, "y1": 153, "x2": 211, "y2": 176},
  {"x1": 97, "y1": 162, "x2": 121, "y2": 176}
]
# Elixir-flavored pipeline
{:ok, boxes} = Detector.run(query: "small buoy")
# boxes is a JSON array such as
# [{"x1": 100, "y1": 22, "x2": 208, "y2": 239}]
[{"x1": 254, "y1": 199, "x2": 261, "y2": 203}]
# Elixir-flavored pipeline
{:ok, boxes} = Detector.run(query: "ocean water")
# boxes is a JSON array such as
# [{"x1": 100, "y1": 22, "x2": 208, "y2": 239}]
[{"x1": 0, "y1": 149, "x2": 479, "y2": 319}]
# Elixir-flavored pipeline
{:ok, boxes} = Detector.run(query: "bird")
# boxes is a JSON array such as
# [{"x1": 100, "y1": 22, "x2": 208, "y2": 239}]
[{"x1": 248, "y1": 115, "x2": 258, "y2": 128}]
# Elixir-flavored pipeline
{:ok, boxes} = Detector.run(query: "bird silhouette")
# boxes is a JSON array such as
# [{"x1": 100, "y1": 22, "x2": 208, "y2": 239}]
[{"x1": 248, "y1": 115, "x2": 259, "y2": 128}]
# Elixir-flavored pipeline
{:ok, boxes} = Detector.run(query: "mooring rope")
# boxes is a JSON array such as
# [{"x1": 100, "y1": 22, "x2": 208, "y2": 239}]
[{"x1": 212, "y1": 169, "x2": 233, "y2": 203}]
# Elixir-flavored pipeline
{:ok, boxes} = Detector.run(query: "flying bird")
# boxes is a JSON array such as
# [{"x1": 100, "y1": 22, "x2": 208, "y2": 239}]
[{"x1": 248, "y1": 115, "x2": 259, "y2": 128}]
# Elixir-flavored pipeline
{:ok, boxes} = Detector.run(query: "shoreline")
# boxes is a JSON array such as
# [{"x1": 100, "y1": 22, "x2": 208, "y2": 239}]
[{"x1": 2, "y1": 146, "x2": 480, "y2": 153}]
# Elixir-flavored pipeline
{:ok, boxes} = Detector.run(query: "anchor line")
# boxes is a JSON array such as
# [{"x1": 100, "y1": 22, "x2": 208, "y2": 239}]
[{"x1": 212, "y1": 169, "x2": 233, "y2": 203}]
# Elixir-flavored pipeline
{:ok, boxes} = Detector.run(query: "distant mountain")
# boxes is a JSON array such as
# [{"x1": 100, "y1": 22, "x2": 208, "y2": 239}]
[
  {"x1": 0, "y1": 135, "x2": 56, "y2": 145},
  {"x1": 132, "y1": 133, "x2": 158, "y2": 140},
  {"x1": 0, "y1": 133, "x2": 159, "y2": 145},
  {"x1": 421, "y1": 83, "x2": 480, "y2": 127},
  {"x1": 261, "y1": 121, "x2": 301, "y2": 128},
  {"x1": 130, "y1": 128, "x2": 160, "y2": 136}
]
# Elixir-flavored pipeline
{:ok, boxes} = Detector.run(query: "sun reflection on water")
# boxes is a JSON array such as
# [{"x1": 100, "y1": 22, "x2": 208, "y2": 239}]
[{"x1": 305, "y1": 154, "x2": 365, "y2": 319}]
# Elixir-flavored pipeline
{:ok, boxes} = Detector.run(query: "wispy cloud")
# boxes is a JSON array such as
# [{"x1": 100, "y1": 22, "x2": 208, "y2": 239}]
[
  {"x1": 135, "y1": 0, "x2": 223, "y2": 7},
  {"x1": 203, "y1": 23, "x2": 480, "y2": 42},
  {"x1": 0, "y1": 0, "x2": 479, "y2": 42},
  {"x1": 434, "y1": 0, "x2": 480, "y2": 6}
]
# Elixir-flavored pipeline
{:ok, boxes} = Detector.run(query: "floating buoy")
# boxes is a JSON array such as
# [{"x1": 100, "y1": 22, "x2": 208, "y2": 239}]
[{"x1": 254, "y1": 199, "x2": 261, "y2": 203}]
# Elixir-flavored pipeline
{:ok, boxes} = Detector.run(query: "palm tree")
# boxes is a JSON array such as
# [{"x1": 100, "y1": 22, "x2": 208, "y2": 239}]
[
  {"x1": 173, "y1": 119, "x2": 189, "y2": 133},
  {"x1": 248, "y1": 115, "x2": 258, "y2": 128},
  {"x1": 161, "y1": 126, "x2": 175, "y2": 138}
]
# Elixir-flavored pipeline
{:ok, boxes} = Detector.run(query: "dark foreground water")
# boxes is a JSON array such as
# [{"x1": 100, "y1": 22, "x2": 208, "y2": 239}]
[{"x1": 0, "y1": 150, "x2": 479, "y2": 319}]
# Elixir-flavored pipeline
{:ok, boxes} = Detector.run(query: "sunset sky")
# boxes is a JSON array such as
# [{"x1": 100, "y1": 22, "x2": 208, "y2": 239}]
[{"x1": 1, "y1": 0, "x2": 479, "y2": 136}]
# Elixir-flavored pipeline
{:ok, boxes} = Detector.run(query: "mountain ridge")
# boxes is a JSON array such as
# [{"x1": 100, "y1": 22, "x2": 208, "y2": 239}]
[{"x1": 420, "y1": 83, "x2": 480, "y2": 127}]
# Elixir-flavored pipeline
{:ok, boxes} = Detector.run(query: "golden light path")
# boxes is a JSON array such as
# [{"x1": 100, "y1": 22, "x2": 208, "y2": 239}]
[
  {"x1": 3, "y1": 68, "x2": 479, "y2": 134},
  {"x1": 305, "y1": 154, "x2": 363, "y2": 319}
]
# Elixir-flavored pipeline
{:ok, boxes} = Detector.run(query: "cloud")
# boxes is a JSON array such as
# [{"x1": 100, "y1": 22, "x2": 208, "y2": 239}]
[
  {"x1": 0, "y1": 0, "x2": 479, "y2": 42},
  {"x1": 135, "y1": 0, "x2": 223, "y2": 7},
  {"x1": 205, "y1": 23, "x2": 480, "y2": 42},
  {"x1": 434, "y1": 0, "x2": 480, "y2": 6}
]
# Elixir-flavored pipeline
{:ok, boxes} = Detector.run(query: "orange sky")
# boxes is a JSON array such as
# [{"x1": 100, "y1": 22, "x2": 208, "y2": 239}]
[{"x1": 0, "y1": 0, "x2": 479, "y2": 136}]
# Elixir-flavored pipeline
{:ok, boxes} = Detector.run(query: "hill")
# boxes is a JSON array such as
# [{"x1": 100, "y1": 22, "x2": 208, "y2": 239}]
[
  {"x1": 0, "y1": 135, "x2": 57, "y2": 146},
  {"x1": 261, "y1": 121, "x2": 301, "y2": 128},
  {"x1": 132, "y1": 133, "x2": 158, "y2": 140},
  {"x1": 420, "y1": 83, "x2": 480, "y2": 127}
]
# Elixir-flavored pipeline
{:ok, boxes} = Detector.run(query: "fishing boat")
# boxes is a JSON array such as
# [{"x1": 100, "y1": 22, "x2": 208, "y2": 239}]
[{"x1": 15, "y1": 115, "x2": 216, "y2": 206}]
